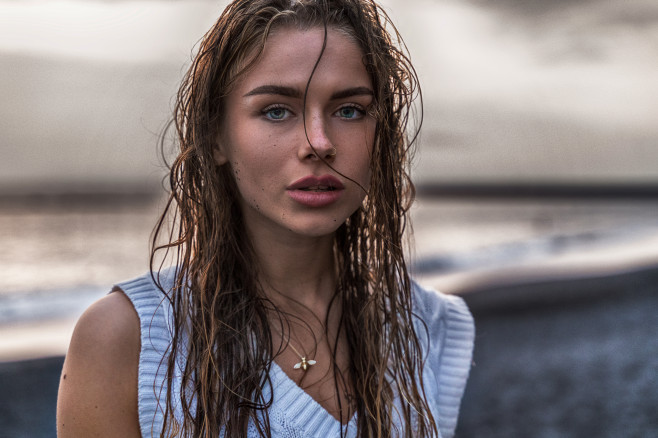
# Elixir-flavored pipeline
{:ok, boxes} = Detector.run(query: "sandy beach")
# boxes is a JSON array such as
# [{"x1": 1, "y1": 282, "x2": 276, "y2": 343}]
[{"x1": 458, "y1": 266, "x2": 658, "y2": 438}]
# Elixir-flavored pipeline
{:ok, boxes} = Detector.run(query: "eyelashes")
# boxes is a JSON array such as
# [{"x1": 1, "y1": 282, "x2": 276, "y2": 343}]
[
  {"x1": 262, "y1": 105, "x2": 290, "y2": 121},
  {"x1": 261, "y1": 104, "x2": 367, "y2": 122},
  {"x1": 335, "y1": 104, "x2": 366, "y2": 119}
]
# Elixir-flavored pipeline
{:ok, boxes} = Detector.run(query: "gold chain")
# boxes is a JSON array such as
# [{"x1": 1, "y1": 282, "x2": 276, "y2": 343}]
[{"x1": 272, "y1": 324, "x2": 320, "y2": 372}]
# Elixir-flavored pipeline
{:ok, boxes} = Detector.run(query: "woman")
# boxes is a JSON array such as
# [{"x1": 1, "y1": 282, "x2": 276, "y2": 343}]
[{"x1": 57, "y1": 0, "x2": 474, "y2": 436}]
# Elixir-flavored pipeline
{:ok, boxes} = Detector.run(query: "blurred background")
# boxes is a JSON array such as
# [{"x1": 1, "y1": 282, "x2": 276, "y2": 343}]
[{"x1": 1, "y1": 0, "x2": 657, "y2": 436}]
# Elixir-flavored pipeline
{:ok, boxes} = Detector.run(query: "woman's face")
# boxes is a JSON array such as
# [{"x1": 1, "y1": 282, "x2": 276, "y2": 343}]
[{"x1": 215, "y1": 26, "x2": 375, "y2": 239}]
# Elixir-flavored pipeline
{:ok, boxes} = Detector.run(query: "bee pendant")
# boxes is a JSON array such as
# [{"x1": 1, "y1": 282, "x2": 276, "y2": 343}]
[{"x1": 293, "y1": 357, "x2": 317, "y2": 371}]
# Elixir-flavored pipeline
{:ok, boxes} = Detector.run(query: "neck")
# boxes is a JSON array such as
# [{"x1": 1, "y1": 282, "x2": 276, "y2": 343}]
[{"x1": 249, "y1": 227, "x2": 338, "y2": 318}]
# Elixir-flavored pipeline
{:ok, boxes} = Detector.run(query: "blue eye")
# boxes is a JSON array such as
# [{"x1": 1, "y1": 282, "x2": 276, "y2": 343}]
[
  {"x1": 264, "y1": 107, "x2": 289, "y2": 120},
  {"x1": 336, "y1": 106, "x2": 363, "y2": 119}
]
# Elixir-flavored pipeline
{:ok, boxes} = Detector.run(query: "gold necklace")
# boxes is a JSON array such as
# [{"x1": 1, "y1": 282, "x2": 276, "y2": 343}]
[
  {"x1": 286, "y1": 340, "x2": 317, "y2": 372},
  {"x1": 271, "y1": 324, "x2": 319, "y2": 372}
]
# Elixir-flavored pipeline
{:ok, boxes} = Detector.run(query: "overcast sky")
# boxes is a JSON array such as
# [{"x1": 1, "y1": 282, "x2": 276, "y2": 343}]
[{"x1": 1, "y1": 0, "x2": 657, "y2": 194}]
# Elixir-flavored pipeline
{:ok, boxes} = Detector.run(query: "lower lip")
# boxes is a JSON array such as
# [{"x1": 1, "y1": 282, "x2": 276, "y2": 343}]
[{"x1": 287, "y1": 189, "x2": 343, "y2": 207}]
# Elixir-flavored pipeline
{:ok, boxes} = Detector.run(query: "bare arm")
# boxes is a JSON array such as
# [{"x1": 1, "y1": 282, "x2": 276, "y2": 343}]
[{"x1": 57, "y1": 291, "x2": 141, "y2": 437}]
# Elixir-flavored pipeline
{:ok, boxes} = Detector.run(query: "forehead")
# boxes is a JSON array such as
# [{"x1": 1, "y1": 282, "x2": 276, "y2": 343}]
[{"x1": 232, "y1": 25, "x2": 371, "y2": 94}]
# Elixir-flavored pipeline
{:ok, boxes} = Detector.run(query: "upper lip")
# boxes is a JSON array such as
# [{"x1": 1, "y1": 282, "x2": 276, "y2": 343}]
[{"x1": 287, "y1": 175, "x2": 344, "y2": 190}]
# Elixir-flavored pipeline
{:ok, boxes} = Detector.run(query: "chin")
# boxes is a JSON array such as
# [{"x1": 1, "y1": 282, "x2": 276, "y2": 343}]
[{"x1": 288, "y1": 218, "x2": 346, "y2": 238}]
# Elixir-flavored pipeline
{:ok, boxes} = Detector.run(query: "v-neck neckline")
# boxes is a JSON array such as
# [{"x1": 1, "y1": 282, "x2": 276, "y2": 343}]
[{"x1": 267, "y1": 360, "x2": 358, "y2": 436}]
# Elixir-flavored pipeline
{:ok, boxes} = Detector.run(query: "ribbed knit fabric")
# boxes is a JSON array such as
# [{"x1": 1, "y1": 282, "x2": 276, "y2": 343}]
[{"x1": 116, "y1": 271, "x2": 474, "y2": 438}]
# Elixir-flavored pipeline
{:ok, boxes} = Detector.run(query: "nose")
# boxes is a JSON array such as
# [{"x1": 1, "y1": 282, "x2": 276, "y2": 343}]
[{"x1": 298, "y1": 114, "x2": 336, "y2": 162}]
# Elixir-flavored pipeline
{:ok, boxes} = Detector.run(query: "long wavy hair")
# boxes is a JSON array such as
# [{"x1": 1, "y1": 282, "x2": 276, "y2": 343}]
[{"x1": 150, "y1": 0, "x2": 433, "y2": 436}]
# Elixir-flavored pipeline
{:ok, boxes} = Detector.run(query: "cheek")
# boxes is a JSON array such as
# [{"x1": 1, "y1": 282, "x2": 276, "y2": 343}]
[
  {"x1": 359, "y1": 128, "x2": 375, "y2": 187},
  {"x1": 226, "y1": 129, "x2": 263, "y2": 172},
  {"x1": 227, "y1": 135, "x2": 283, "y2": 195}
]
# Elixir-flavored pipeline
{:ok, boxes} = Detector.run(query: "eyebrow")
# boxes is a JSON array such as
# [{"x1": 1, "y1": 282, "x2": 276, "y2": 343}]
[
  {"x1": 330, "y1": 86, "x2": 374, "y2": 100},
  {"x1": 243, "y1": 85, "x2": 302, "y2": 98},
  {"x1": 243, "y1": 85, "x2": 374, "y2": 100}
]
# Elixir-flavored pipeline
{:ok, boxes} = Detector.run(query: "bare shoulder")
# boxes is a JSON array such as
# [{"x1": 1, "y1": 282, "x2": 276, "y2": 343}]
[{"x1": 57, "y1": 291, "x2": 141, "y2": 437}]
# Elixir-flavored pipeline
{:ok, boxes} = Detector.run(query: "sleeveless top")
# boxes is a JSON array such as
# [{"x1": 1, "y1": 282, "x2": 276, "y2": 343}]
[{"x1": 116, "y1": 270, "x2": 474, "y2": 438}]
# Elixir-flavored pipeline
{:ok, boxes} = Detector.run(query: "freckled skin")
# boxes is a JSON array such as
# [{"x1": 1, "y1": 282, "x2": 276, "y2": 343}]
[{"x1": 214, "y1": 26, "x2": 375, "y2": 241}]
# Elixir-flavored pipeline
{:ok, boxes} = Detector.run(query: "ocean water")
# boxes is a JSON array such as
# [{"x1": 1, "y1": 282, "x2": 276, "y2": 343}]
[
  {"x1": 0, "y1": 198, "x2": 160, "y2": 325},
  {"x1": 2, "y1": 195, "x2": 658, "y2": 325}
]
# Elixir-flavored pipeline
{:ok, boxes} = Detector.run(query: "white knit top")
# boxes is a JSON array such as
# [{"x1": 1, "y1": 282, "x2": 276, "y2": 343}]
[{"x1": 117, "y1": 271, "x2": 474, "y2": 438}]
